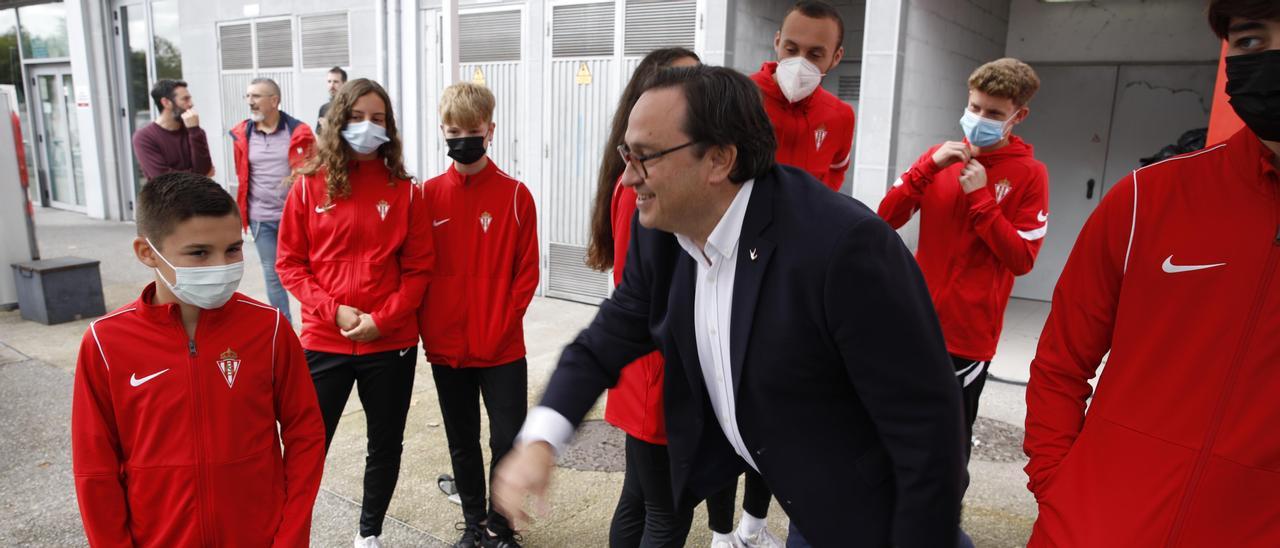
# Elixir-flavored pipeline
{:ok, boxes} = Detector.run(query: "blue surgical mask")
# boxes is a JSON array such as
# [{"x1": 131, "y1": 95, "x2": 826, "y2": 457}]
[
  {"x1": 959, "y1": 109, "x2": 1008, "y2": 147},
  {"x1": 342, "y1": 120, "x2": 390, "y2": 155}
]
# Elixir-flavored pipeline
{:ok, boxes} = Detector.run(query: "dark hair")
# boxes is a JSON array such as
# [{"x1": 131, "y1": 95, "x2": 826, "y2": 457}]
[
  {"x1": 643, "y1": 65, "x2": 777, "y2": 184},
  {"x1": 149, "y1": 79, "x2": 187, "y2": 111},
  {"x1": 1208, "y1": 0, "x2": 1280, "y2": 39},
  {"x1": 329, "y1": 66, "x2": 348, "y2": 82},
  {"x1": 295, "y1": 78, "x2": 411, "y2": 199},
  {"x1": 249, "y1": 77, "x2": 281, "y2": 97},
  {"x1": 136, "y1": 172, "x2": 238, "y2": 245},
  {"x1": 786, "y1": 1, "x2": 845, "y2": 49},
  {"x1": 585, "y1": 47, "x2": 700, "y2": 272}
]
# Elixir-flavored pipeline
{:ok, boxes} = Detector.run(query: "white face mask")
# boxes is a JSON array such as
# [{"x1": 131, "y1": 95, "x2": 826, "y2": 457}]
[
  {"x1": 342, "y1": 120, "x2": 390, "y2": 155},
  {"x1": 775, "y1": 57, "x2": 825, "y2": 103},
  {"x1": 147, "y1": 238, "x2": 244, "y2": 310}
]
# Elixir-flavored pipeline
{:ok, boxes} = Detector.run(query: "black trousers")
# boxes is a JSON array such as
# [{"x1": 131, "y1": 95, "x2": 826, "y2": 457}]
[
  {"x1": 951, "y1": 355, "x2": 990, "y2": 462},
  {"x1": 307, "y1": 346, "x2": 417, "y2": 538},
  {"x1": 609, "y1": 434, "x2": 694, "y2": 548},
  {"x1": 705, "y1": 468, "x2": 772, "y2": 534},
  {"x1": 431, "y1": 359, "x2": 528, "y2": 534}
]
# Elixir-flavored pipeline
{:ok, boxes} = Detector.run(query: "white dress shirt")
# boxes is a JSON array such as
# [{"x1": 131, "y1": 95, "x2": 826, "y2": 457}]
[{"x1": 518, "y1": 180, "x2": 759, "y2": 471}]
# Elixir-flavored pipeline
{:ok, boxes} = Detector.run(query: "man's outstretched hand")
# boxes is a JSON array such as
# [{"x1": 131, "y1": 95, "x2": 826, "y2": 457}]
[{"x1": 492, "y1": 440, "x2": 556, "y2": 529}]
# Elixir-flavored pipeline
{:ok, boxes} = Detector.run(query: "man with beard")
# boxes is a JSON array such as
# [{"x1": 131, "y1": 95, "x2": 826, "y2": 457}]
[
  {"x1": 228, "y1": 78, "x2": 315, "y2": 324},
  {"x1": 131, "y1": 79, "x2": 214, "y2": 180}
]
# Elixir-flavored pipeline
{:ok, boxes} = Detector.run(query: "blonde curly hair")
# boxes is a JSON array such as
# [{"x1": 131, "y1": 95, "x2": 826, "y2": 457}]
[{"x1": 968, "y1": 58, "x2": 1040, "y2": 107}]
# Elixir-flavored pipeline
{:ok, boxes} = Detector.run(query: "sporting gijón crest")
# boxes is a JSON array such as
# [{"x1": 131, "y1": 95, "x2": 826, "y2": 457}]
[
  {"x1": 994, "y1": 179, "x2": 1012, "y2": 204},
  {"x1": 814, "y1": 125, "x2": 828, "y2": 151},
  {"x1": 376, "y1": 200, "x2": 390, "y2": 221},
  {"x1": 217, "y1": 348, "x2": 241, "y2": 389}
]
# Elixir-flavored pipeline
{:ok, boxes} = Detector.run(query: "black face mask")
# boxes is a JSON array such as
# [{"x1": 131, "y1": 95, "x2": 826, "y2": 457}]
[
  {"x1": 446, "y1": 135, "x2": 488, "y2": 165},
  {"x1": 1226, "y1": 49, "x2": 1280, "y2": 142}
]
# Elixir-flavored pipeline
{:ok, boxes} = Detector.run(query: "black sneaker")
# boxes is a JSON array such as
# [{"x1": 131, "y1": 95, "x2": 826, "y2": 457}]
[
  {"x1": 480, "y1": 530, "x2": 523, "y2": 548},
  {"x1": 452, "y1": 522, "x2": 484, "y2": 548}
]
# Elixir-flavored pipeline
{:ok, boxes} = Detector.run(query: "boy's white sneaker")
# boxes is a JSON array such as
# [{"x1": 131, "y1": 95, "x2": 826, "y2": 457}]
[{"x1": 354, "y1": 532, "x2": 385, "y2": 548}]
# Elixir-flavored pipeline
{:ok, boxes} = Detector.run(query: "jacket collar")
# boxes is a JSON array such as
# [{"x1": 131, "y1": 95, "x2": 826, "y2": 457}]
[
  {"x1": 133, "y1": 281, "x2": 239, "y2": 327},
  {"x1": 447, "y1": 157, "x2": 497, "y2": 185},
  {"x1": 1224, "y1": 126, "x2": 1280, "y2": 193}
]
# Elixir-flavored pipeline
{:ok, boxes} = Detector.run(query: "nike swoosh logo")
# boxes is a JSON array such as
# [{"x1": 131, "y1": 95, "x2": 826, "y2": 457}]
[
  {"x1": 433, "y1": 218, "x2": 451, "y2": 227},
  {"x1": 130, "y1": 369, "x2": 171, "y2": 387},
  {"x1": 400, "y1": 348, "x2": 412, "y2": 357},
  {"x1": 1162, "y1": 255, "x2": 1226, "y2": 274},
  {"x1": 315, "y1": 203, "x2": 335, "y2": 214},
  {"x1": 1037, "y1": 210, "x2": 1049, "y2": 223}
]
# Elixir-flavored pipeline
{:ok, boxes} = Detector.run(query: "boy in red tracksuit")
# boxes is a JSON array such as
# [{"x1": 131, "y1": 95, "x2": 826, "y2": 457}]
[
  {"x1": 420, "y1": 82, "x2": 539, "y2": 548},
  {"x1": 750, "y1": 1, "x2": 855, "y2": 193},
  {"x1": 71, "y1": 172, "x2": 326, "y2": 547},
  {"x1": 878, "y1": 58, "x2": 1048, "y2": 455},
  {"x1": 1023, "y1": 4, "x2": 1280, "y2": 545}
]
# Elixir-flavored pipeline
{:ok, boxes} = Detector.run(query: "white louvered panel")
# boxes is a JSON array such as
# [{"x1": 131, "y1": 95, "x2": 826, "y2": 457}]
[
  {"x1": 460, "y1": 10, "x2": 521, "y2": 63},
  {"x1": 219, "y1": 72, "x2": 255, "y2": 191},
  {"x1": 623, "y1": 57, "x2": 642, "y2": 82},
  {"x1": 623, "y1": 0, "x2": 695, "y2": 56},
  {"x1": 461, "y1": 62, "x2": 521, "y2": 178},
  {"x1": 546, "y1": 58, "x2": 613, "y2": 247},
  {"x1": 300, "y1": 13, "x2": 350, "y2": 69},
  {"x1": 552, "y1": 2, "x2": 614, "y2": 58},
  {"x1": 219, "y1": 23, "x2": 253, "y2": 71},
  {"x1": 547, "y1": 243, "x2": 609, "y2": 304},
  {"x1": 255, "y1": 19, "x2": 294, "y2": 69},
  {"x1": 838, "y1": 74, "x2": 860, "y2": 102}
]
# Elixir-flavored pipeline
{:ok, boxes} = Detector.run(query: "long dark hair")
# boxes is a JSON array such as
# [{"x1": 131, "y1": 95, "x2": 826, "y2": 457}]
[
  {"x1": 585, "y1": 47, "x2": 700, "y2": 272},
  {"x1": 293, "y1": 78, "x2": 411, "y2": 200}
]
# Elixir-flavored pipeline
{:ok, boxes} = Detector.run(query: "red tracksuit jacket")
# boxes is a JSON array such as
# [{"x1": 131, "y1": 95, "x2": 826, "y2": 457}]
[
  {"x1": 750, "y1": 61, "x2": 855, "y2": 192},
  {"x1": 71, "y1": 285, "x2": 326, "y2": 547},
  {"x1": 878, "y1": 136, "x2": 1049, "y2": 361},
  {"x1": 276, "y1": 160, "x2": 434, "y2": 355},
  {"x1": 229, "y1": 114, "x2": 315, "y2": 231},
  {"x1": 1024, "y1": 128, "x2": 1280, "y2": 546},
  {"x1": 603, "y1": 181, "x2": 667, "y2": 445},
  {"x1": 418, "y1": 160, "x2": 539, "y2": 367}
]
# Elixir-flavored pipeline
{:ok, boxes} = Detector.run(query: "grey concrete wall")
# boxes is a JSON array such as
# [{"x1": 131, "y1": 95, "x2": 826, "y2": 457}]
[
  {"x1": 890, "y1": 0, "x2": 1010, "y2": 248},
  {"x1": 1005, "y1": 0, "x2": 1219, "y2": 64}
]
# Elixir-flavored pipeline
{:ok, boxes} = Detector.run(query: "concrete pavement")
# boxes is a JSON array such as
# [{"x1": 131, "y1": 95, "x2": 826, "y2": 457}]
[{"x1": 0, "y1": 208, "x2": 1039, "y2": 546}]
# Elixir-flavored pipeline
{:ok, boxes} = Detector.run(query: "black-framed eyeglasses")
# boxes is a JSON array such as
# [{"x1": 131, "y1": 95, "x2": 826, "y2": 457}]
[{"x1": 617, "y1": 141, "x2": 697, "y2": 180}]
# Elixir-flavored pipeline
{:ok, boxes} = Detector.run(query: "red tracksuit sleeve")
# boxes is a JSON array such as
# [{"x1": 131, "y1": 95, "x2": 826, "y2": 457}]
[
  {"x1": 276, "y1": 178, "x2": 340, "y2": 325},
  {"x1": 511, "y1": 184, "x2": 539, "y2": 317},
  {"x1": 826, "y1": 115, "x2": 854, "y2": 191},
  {"x1": 371, "y1": 184, "x2": 435, "y2": 330},
  {"x1": 71, "y1": 330, "x2": 132, "y2": 548},
  {"x1": 1023, "y1": 176, "x2": 1132, "y2": 499},
  {"x1": 271, "y1": 316, "x2": 326, "y2": 547},
  {"x1": 877, "y1": 148, "x2": 941, "y2": 229},
  {"x1": 965, "y1": 164, "x2": 1050, "y2": 276}
]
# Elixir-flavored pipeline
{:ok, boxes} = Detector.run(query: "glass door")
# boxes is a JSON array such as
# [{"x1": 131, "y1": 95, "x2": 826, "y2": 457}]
[
  {"x1": 112, "y1": 0, "x2": 182, "y2": 218},
  {"x1": 30, "y1": 64, "x2": 84, "y2": 211}
]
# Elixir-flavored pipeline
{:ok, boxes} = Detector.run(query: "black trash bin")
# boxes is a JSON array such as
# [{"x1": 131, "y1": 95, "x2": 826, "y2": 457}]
[{"x1": 11, "y1": 257, "x2": 106, "y2": 325}]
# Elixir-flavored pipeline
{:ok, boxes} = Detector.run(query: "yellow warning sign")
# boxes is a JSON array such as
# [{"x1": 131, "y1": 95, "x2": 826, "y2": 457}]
[
  {"x1": 575, "y1": 63, "x2": 592, "y2": 85},
  {"x1": 472, "y1": 67, "x2": 486, "y2": 86}
]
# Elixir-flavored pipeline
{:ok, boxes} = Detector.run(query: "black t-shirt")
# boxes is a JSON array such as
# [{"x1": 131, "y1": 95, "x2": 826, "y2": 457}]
[{"x1": 317, "y1": 102, "x2": 331, "y2": 128}]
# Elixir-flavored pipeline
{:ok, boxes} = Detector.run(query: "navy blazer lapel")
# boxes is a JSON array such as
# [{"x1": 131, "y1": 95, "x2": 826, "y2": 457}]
[
  {"x1": 669, "y1": 251, "x2": 706, "y2": 402},
  {"x1": 730, "y1": 175, "x2": 776, "y2": 397}
]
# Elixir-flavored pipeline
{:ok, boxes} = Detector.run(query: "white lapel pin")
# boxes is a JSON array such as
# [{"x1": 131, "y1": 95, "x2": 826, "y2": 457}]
[{"x1": 749, "y1": 248, "x2": 759, "y2": 262}]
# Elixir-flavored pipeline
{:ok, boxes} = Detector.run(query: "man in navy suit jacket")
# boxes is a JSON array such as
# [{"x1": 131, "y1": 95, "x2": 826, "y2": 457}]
[{"x1": 493, "y1": 65, "x2": 966, "y2": 548}]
